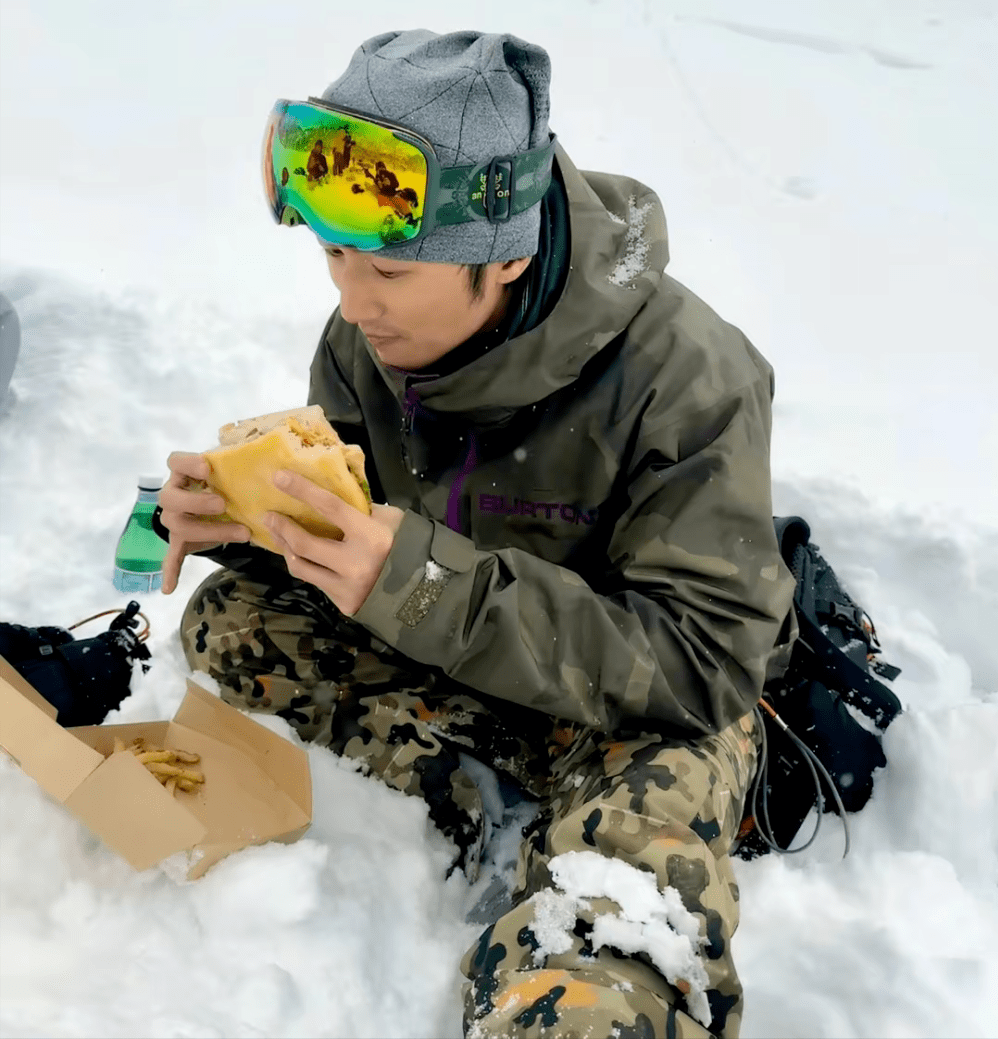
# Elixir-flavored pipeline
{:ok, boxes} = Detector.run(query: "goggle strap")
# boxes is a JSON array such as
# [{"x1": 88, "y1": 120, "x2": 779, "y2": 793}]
[{"x1": 435, "y1": 135, "x2": 558, "y2": 228}]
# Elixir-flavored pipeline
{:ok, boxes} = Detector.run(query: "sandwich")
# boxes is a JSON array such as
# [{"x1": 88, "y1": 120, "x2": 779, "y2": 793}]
[{"x1": 198, "y1": 405, "x2": 372, "y2": 554}]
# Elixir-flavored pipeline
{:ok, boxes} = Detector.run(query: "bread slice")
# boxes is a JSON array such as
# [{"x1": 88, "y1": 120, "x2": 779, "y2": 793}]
[{"x1": 201, "y1": 406, "x2": 372, "y2": 554}]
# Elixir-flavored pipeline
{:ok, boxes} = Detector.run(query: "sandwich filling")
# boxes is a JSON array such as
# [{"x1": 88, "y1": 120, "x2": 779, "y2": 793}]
[
  {"x1": 286, "y1": 417, "x2": 339, "y2": 450},
  {"x1": 270, "y1": 416, "x2": 371, "y2": 505}
]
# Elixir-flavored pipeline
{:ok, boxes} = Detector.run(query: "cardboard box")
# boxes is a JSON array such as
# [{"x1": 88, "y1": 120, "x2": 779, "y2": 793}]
[{"x1": 0, "y1": 656, "x2": 312, "y2": 879}]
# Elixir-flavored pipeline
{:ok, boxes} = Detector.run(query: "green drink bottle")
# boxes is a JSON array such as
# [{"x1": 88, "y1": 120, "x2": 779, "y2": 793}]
[{"x1": 113, "y1": 475, "x2": 168, "y2": 594}]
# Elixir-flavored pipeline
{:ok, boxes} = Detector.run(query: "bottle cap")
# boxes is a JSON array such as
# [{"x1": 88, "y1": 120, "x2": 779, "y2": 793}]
[{"x1": 138, "y1": 474, "x2": 165, "y2": 491}]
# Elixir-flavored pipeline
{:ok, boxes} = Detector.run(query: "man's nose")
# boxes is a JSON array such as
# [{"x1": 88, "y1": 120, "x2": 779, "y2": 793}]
[{"x1": 335, "y1": 268, "x2": 383, "y2": 326}]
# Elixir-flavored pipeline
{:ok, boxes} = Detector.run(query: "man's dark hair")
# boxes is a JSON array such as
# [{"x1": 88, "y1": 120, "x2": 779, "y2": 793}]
[{"x1": 463, "y1": 263, "x2": 489, "y2": 301}]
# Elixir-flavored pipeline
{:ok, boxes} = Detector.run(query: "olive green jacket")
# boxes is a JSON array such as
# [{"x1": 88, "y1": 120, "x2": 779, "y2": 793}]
[{"x1": 297, "y1": 145, "x2": 797, "y2": 736}]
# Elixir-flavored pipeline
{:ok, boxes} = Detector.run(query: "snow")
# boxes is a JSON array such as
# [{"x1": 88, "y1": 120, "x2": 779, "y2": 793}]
[
  {"x1": 1, "y1": 1, "x2": 997, "y2": 1038},
  {"x1": 529, "y1": 887, "x2": 585, "y2": 963},
  {"x1": 423, "y1": 559, "x2": 450, "y2": 584},
  {"x1": 546, "y1": 852, "x2": 712, "y2": 1027},
  {"x1": 0, "y1": 744, "x2": 475, "y2": 1039},
  {"x1": 607, "y1": 197, "x2": 655, "y2": 287}
]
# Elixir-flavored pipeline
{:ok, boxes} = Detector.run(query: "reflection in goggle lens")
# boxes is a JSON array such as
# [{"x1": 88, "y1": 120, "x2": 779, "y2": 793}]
[{"x1": 266, "y1": 102, "x2": 427, "y2": 251}]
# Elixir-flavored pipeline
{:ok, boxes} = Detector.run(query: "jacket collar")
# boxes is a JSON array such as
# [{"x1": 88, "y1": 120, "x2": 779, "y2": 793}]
[{"x1": 367, "y1": 144, "x2": 668, "y2": 426}]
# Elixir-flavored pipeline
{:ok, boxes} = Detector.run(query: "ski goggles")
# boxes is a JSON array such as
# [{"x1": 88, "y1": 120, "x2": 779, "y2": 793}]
[{"x1": 262, "y1": 98, "x2": 557, "y2": 251}]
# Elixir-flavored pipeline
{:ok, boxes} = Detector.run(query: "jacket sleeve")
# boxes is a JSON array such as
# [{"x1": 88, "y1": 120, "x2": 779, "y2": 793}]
[{"x1": 352, "y1": 369, "x2": 797, "y2": 737}]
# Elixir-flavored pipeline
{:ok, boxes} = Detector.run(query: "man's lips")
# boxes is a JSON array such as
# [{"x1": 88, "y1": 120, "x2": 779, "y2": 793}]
[{"x1": 363, "y1": 329, "x2": 402, "y2": 345}]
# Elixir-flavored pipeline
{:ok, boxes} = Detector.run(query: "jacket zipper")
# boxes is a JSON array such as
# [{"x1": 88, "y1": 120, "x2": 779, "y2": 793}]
[{"x1": 401, "y1": 379, "x2": 416, "y2": 475}]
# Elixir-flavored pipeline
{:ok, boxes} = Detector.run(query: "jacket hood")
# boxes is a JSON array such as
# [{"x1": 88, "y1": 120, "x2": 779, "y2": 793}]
[{"x1": 365, "y1": 145, "x2": 671, "y2": 426}]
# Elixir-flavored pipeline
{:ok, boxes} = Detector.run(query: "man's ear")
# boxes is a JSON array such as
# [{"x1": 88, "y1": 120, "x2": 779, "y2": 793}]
[{"x1": 496, "y1": 256, "x2": 532, "y2": 285}]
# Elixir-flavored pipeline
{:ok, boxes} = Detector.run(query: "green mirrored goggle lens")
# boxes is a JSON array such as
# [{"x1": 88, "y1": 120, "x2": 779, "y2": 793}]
[{"x1": 263, "y1": 101, "x2": 428, "y2": 250}]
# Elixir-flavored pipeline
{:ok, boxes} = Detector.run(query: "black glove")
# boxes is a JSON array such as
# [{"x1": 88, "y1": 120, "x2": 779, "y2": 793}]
[{"x1": 0, "y1": 602, "x2": 151, "y2": 726}]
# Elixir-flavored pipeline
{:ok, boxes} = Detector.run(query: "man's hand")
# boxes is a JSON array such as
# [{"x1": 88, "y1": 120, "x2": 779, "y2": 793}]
[
  {"x1": 266, "y1": 469, "x2": 405, "y2": 616},
  {"x1": 159, "y1": 452, "x2": 251, "y2": 595}
]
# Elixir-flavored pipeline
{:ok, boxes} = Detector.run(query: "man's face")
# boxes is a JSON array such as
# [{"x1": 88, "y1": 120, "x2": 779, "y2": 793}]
[{"x1": 324, "y1": 246, "x2": 529, "y2": 372}]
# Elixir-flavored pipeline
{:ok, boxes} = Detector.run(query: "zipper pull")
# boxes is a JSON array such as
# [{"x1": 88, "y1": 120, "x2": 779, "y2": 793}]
[
  {"x1": 400, "y1": 398, "x2": 415, "y2": 474},
  {"x1": 401, "y1": 381, "x2": 418, "y2": 437}
]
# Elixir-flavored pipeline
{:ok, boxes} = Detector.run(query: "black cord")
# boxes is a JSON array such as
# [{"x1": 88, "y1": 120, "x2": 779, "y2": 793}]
[
  {"x1": 749, "y1": 705, "x2": 851, "y2": 859},
  {"x1": 753, "y1": 709, "x2": 823, "y2": 854}
]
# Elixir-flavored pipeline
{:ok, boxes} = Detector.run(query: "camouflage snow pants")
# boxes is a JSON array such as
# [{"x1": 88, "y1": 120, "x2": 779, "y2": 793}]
[{"x1": 180, "y1": 567, "x2": 761, "y2": 1038}]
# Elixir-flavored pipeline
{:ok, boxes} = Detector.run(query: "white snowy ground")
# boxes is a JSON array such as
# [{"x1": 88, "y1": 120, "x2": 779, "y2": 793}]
[{"x1": 1, "y1": 1, "x2": 996, "y2": 1037}]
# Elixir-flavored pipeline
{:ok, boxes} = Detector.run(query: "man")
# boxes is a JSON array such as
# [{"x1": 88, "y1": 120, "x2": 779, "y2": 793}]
[
  {"x1": 156, "y1": 30, "x2": 796, "y2": 1038},
  {"x1": 306, "y1": 138, "x2": 329, "y2": 182}
]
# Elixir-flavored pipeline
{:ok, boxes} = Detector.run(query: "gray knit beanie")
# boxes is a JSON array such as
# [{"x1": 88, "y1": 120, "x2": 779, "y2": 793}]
[{"x1": 321, "y1": 29, "x2": 552, "y2": 264}]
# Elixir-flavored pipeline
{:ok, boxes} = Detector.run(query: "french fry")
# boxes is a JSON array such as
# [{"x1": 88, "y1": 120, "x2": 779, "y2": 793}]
[
  {"x1": 104, "y1": 739, "x2": 206, "y2": 797},
  {"x1": 113, "y1": 738, "x2": 126, "y2": 754},
  {"x1": 147, "y1": 762, "x2": 205, "y2": 784},
  {"x1": 136, "y1": 750, "x2": 174, "y2": 765}
]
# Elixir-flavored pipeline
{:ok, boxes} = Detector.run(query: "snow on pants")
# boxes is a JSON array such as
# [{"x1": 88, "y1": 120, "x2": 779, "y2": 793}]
[{"x1": 180, "y1": 567, "x2": 760, "y2": 1038}]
